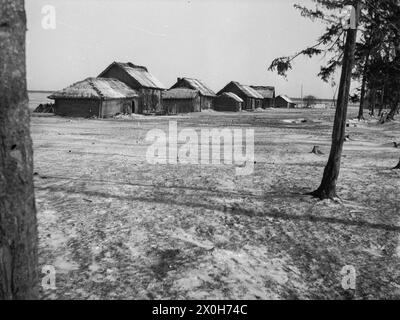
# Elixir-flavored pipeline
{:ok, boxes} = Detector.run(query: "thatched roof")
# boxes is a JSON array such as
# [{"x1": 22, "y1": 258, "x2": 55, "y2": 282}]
[
  {"x1": 277, "y1": 95, "x2": 296, "y2": 104},
  {"x1": 172, "y1": 77, "x2": 216, "y2": 97},
  {"x1": 250, "y1": 86, "x2": 275, "y2": 99},
  {"x1": 48, "y1": 78, "x2": 139, "y2": 100},
  {"x1": 162, "y1": 88, "x2": 199, "y2": 100},
  {"x1": 220, "y1": 81, "x2": 263, "y2": 99},
  {"x1": 219, "y1": 92, "x2": 243, "y2": 102},
  {"x1": 98, "y1": 62, "x2": 166, "y2": 90}
]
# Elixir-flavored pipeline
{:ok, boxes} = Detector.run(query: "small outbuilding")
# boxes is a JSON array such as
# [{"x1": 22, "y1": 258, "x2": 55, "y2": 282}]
[
  {"x1": 48, "y1": 77, "x2": 139, "y2": 118},
  {"x1": 170, "y1": 77, "x2": 216, "y2": 110},
  {"x1": 217, "y1": 81, "x2": 263, "y2": 110},
  {"x1": 250, "y1": 86, "x2": 276, "y2": 108},
  {"x1": 275, "y1": 95, "x2": 297, "y2": 108},
  {"x1": 98, "y1": 62, "x2": 166, "y2": 114},
  {"x1": 214, "y1": 92, "x2": 243, "y2": 112},
  {"x1": 162, "y1": 88, "x2": 201, "y2": 114}
]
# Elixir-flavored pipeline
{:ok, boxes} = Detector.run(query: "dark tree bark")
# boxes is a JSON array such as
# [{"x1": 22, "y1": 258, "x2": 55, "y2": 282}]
[
  {"x1": 0, "y1": 0, "x2": 38, "y2": 299},
  {"x1": 369, "y1": 86, "x2": 377, "y2": 116},
  {"x1": 385, "y1": 23, "x2": 400, "y2": 121},
  {"x1": 377, "y1": 84, "x2": 385, "y2": 117},
  {"x1": 358, "y1": 58, "x2": 369, "y2": 120},
  {"x1": 357, "y1": 33, "x2": 373, "y2": 121},
  {"x1": 358, "y1": 71, "x2": 367, "y2": 120},
  {"x1": 310, "y1": 2, "x2": 360, "y2": 200},
  {"x1": 387, "y1": 100, "x2": 400, "y2": 121}
]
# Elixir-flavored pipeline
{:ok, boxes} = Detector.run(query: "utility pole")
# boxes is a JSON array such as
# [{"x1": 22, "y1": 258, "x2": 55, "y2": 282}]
[
  {"x1": 310, "y1": 1, "x2": 361, "y2": 199},
  {"x1": 301, "y1": 84, "x2": 304, "y2": 106}
]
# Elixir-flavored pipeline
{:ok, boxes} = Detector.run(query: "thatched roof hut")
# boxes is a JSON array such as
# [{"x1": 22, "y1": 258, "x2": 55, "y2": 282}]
[
  {"x1": 250, "y1": 85, "x2": 276, "y2": 108},
  {"x1": 98, "y1": 62, "x2": 165, "y2": 90},
  {"x1": 98, "y1": 61, "x2": 166, "y2": 114},
  {"x1": 48, "y1": 78, "x2": 139, "y2": 118},
  {"x1": 49, "y1": 78, "x2": 139, "y2": 100},
  {"x1": 250, "y1": 86, "x2": 275, "y2": 99},
  {"x1": 215, "y1": 92, "x2": 243, "y2": 112},
  {"x1": 162, "y1": 88, "x2": 201, "y2": 114},
  {"x1": 276, "y1": 95, "x2": 297, "y2": 108},
  {"x1": 170, "y1": 77, "x2": 216, "y2": 110},
  {"x1": 217, "y1": 81, "x2": 263, "y2": 110},
  {"x1": 171, "y1": 77, "x2": 216, "y2": 97}
]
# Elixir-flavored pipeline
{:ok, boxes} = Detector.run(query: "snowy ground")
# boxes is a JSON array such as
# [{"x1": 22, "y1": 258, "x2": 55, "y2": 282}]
[{"x1": 31, "y1": 107, "x2": 400, "y2": 300}]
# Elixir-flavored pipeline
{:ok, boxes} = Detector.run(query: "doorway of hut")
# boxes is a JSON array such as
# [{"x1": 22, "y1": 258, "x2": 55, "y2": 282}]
[{"x1": 133, "y1": 101, "x2": 139, "y2": 114}]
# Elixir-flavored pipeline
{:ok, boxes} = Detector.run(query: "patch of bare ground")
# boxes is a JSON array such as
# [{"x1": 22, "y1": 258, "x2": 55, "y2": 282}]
[{"x1": 32, "y1": 108, "x2": 400, "y2": 299}]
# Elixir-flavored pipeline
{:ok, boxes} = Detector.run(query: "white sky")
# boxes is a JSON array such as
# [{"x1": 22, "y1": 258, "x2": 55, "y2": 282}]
[{"x1": 26, "y1": 0, "x2": 340, "y2": 98}]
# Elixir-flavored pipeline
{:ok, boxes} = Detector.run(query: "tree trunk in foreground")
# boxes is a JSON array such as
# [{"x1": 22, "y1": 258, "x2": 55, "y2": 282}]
[
  {"x1": 0, "y1": 0, "x2": 38, "y2": 299},
  {"x1": 310, "y1": 2, "x2": 359, "y2": 200}
]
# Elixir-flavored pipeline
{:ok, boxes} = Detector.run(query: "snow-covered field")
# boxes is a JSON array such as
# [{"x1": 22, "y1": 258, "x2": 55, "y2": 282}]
[{"x1": 30, "y1": 108, "x2": 400, "y2": 299}]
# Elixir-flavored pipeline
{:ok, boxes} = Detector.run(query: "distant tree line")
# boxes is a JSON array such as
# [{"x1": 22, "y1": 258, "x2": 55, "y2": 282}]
[
  {"x1": 270, "y1": 0, "x2": 400, "y2": 122},
  {"x1": 269, "y1": 0, "x2": 400, "y2": 200}
]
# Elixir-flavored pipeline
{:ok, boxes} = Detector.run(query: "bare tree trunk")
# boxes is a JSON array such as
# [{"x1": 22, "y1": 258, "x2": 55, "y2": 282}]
[
  {"x1": 369, "y1": 86, "x2": 376, "y2": 116},
  {"x1": 358, "y1": 46, "x2": 371, "y2": 121},
  {"x1": 0, "y1": 0, "x2": 38, "y2": 299},
  {"x1": 358, "y1": 70, "x2": 368, "y2": 120},
  {"x1": 386, "y1": 26, "x2": 400, "y2": 121},
  {"x1": 387, "y1": 100, "x2": 400, "y2": 121},
  {"x1": 310, "y1": 2, "x2": 359, "y2": 200},
  {"x1": 376, "y1": 83, "x2": 386, "y2": 117}
]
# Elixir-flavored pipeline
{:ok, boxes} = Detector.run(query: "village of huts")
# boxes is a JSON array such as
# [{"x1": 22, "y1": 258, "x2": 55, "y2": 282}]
[{"x1": 47, "y1": 61, "x2": 299, "y2": 118}]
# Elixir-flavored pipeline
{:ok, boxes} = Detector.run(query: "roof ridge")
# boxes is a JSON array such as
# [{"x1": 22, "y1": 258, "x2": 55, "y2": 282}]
[
  {"x1": 118, "y1": 62, "x2": 148, "y2": 72},
  {"x1": 170, "y1": 87, "x2": 198, "y2": 90},
  {"x1": 87, "y1": 78, "x2": 104, "y2": 99},
  {"x1": 251, "y1": 85, "x2": 275, "y2": 89},
  {"x1": 111, "y1": 62, "x2": 165, "y2": 89},
  {"x1": 183, "y1": 77, "x2": 216, "y2": 96},
  {"x1": 229, "y1": 81, "x2": 264, "y2": 99}
]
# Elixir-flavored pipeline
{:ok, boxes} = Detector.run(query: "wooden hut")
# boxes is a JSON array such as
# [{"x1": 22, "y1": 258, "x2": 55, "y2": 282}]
[
  {"x1": 214, "y1": 92, "x2": 243, "y2": 112},
  {"x1": 98, "y1": 62, "x2": 166, "y2": 115},
  {"x1": 250, "y1": 86, "x2": 276, "y2": 108},
  {"x1": 217, "y1": 81, "x2": 263, "y2": 110},
  {"x1": 275, "y1": 95, "x2": 297, "y2": 108},
  {"x1": 48, "y1": 78, "x2": 139, "y2": 118},
  {"x1": 170, "y1": 77, "x2": 216, "y2": 110},
  {"x1": 162, "y1": 88, "x2": 201, "y2": 114}
]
